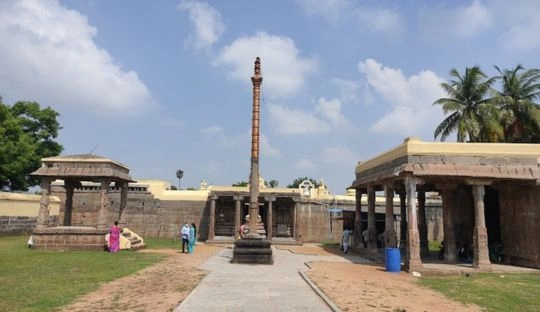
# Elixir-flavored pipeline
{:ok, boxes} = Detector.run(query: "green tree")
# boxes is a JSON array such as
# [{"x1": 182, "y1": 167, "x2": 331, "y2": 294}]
[
  {"x1": 0, "y1": 98, "x2": 63, "y2": 190},
  {"x1": 433, "y1": 66, "x2": 502, "y2": 142},
  {"x1": 493, "y1": 65, "x2": 540, "y2": 143},
  {"x1": 232, "y1": 181, "x2": 248, "y2": 187},
  {"x1": 267, "y1": 179, "x2": 279, "y2": 188},
  {"x1": 287, "y1": 177, "x2": 320, "y2": 188}
]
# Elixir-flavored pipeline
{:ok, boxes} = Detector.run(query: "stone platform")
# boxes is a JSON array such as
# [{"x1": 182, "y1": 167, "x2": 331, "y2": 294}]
[
  {"x1": 32, "y1": 226, "x2": 107, "y2": 251},
  {"x1": 231, "y1": 236, "x2": 273, "y2": 264}
]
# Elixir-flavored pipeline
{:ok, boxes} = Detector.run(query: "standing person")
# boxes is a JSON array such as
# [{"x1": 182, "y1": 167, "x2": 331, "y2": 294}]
[
  {"x1": 181, "y1": 222, "x2": 190, "y2": 253},
  {"x1": 342, "y1": 227, "x2": 352, "y2": 254},
  {"x1": 188, "y1": 223, "x2": 197, "y2": 253},
  {"x1": 109, "y1": 221, "x2": 120, "y2": 253},
  {"x1": 362, "y1": 229, "x2": 369, "y2": 248}
]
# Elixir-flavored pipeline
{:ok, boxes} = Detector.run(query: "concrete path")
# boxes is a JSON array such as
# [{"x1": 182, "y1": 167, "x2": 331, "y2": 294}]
[{"x1": 175, "y1": 246, "x2": 365, "y2": 312}]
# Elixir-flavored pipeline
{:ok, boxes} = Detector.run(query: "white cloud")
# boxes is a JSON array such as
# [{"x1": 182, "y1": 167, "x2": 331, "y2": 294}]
[
  {"x1": 358, "y1": 58, "x2": 445, "y2": 136},
  {"x1": 321, "y1": 146, "x2": 357, "y2": 165},
  {"x1": 213, "y1": 32, "x2": 317, "y2": 98},
  {"x1": 455, "y1": 0, "x2": 493, "y2": 37},
  {"x1": 0, "y1": 0, "x2": 152, "y2": 114},
  {"x1": 495, "y1": 0, "x2": 540, "y2": 51},
  {"x1": 179, "y1": 0, "x2": 224, "y2": 52},
  {"x1": 294, "y1": 158, "x2": 316, "y2": 171},
  {"x1": 419, "y1": 0, "x2": 493, "y2": 38},
  {"x1": 260, "y1": 133, "x2": 281, "y2": 157},
  {"x1": 329, "y1": 78, "x2": 362, "y2": 104},
  {"x1": 314, "y1": 97, "x2": 349, "y2": 127},
  {"x1": 268, "y1": 104, "x2": 330, "y2": 135},
  {"x1": 295, "y1": 0, "x2": 349, "y2": 21},
  {"x1": 357, "y1": 8, "x2": 404, "y2": 37}
]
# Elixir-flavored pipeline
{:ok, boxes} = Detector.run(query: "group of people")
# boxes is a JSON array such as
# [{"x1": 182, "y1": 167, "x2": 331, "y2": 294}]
[{"x1": 180, "y1": 222, "x2": 197, "y2": 253}]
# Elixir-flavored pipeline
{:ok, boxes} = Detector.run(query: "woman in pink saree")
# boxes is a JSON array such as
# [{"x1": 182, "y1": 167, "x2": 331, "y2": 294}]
[{"x1": 108, "y1": 221, "x2": 120, "y2": 253}]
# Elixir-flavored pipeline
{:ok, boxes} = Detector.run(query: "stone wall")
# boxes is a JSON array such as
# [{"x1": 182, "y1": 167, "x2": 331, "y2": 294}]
[
  {"x1": 0, "y1": 192, "x2": 60, "y2": 235},
  {"x1": 499, "y1": 184, "x2": 540, "y2": 268},
  {"x1": 52, "y1": 185, "x2": 209, "y2": 240},
  {"x1": 0, "y1": 216, "x2": 58, "y2": 235}
]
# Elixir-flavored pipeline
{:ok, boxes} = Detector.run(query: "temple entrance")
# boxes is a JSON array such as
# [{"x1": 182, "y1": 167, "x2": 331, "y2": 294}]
[
  {"x1": 215, "y1": 197, "x2": 235, "y2": 236},
  {"x1": 272, "y1": 200, "x2": 294, "y2": 238}
]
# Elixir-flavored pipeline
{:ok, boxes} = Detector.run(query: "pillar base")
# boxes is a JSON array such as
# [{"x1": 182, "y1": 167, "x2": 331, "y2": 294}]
[
  {"x1": 405, "y1": 260, "x2": 423, "y2": 272},
  {"x1": 231, "y1": 236, "x2": 273, "y2": 265}
]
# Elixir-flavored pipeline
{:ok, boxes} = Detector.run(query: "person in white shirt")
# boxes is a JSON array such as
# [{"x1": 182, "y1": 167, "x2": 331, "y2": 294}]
[
  {"x1": 342, "y1": 227, "x2": 352, "y2": 254},
  {"x1": 180, "y1": 223, "x2": 190, "y2": 253}
]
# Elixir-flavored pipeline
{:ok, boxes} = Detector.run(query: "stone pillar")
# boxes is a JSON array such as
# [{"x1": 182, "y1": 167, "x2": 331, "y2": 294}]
[
  {"x1": 405, "y1": 176, "x2": 422, "y2": 271},
  {"x1": 264, "y1": 194, "x2": 276, "y2": 240},
  {"x1": 293, "y1": 197, "x2": 300, "y2": 241},
  {"x1": 354, "y1": 191, "x2": 363, "y2": 248},
  {"x1": 398, "y1": 188, "x2": 407, "y2": 253},
  {"x1": 472, "y1": 183, "x2": 491, "y2": 269},
  {"x1": 36, "y1": 178, "x2": 52, "y2": 229},
  {"x1": 418, "y1": 190, "x2": 429, "y2": 256},
  {"x1": 97, "y1": 179, "x2": 110, "y2": 230},
  {"x1": 367, "y1": 185, "x2": 377, "y2": 251},
  {"x1": 384, "y1": 183, "x2": 397, "y2": 248},
  {"x1": 63, "y1": 180, "x2": 75, "y2": 226},
  {"x1": 118, "y1": 182, "x2": 129, "y2": 227},
  {"x1": 233, "y1": 195, "x2": 242, "y2": 239},
  {"x1": 438, "y1": 184, "x2": 457, "y2": 263},
  {"x1": 208, "y1": 194, "x2": 218, "y2": 241}
]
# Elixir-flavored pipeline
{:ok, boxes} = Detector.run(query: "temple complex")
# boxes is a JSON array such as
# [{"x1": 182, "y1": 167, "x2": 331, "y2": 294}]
[{"x1": 350, "y1": 137, "x2": 540, "y2": 270}]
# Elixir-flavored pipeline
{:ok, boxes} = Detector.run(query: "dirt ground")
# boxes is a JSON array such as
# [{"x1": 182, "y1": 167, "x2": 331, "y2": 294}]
[
  {"x1": 61, "y1": 244, "x2": 482, "y2": 312},
  {"x1": 281, "y1": 245, "x2": 482, "y2": 312},
  {"x1": 60, "y1": 245, "x2": 222, "y2": 312}
]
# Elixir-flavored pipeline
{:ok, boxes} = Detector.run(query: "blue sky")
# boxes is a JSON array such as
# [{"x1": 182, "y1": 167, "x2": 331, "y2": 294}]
[{"x1": 1, "y1": 0, "x2": 539, "y2": 193}]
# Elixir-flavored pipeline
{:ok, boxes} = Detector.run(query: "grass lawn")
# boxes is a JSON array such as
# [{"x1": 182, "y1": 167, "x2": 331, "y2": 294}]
[
  {"x1": 420, "y1": 272, "x2": 540, "y2": 312},
  {"x1": 0, "y1": 235, "x2": 166, "y2": 312}
]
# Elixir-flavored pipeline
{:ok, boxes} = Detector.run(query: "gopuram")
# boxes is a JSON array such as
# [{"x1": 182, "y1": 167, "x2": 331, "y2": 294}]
[{"x1": 231, "y1": 57, "x2": 273, "y2": 264}]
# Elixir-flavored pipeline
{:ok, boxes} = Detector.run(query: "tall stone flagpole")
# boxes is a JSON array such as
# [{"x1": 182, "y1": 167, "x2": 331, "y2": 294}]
[
  {"x1": 231, "y1": 57, "x2": 273, "y2": 264},
  {"x1": 248, "y1": 57, "x2": 262, "y2": 235}
]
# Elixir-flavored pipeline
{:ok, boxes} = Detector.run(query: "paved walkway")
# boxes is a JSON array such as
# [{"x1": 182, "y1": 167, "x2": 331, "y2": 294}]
[{"x1": 175, "y1": 246, "x2": 366, "y2": 312}]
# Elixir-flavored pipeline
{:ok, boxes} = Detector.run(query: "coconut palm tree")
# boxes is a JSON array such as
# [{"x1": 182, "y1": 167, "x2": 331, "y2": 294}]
[
  {"x1": 434, "y1": 66, "x2": 502, "y2": 142},
  {"x1": 493, "y1": 65, "x2": 540, "y2": 143}
]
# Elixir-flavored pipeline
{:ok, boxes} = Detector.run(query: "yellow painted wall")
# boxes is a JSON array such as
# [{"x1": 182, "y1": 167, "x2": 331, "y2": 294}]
[{"x1": 0, "y1": 192, "x2": 61, "y2": 217}]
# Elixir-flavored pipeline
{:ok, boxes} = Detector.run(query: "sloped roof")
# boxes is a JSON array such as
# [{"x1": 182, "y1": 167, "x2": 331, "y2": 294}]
[{"x1": 31, "y1": 154, "x2": 134, "y2": 182}]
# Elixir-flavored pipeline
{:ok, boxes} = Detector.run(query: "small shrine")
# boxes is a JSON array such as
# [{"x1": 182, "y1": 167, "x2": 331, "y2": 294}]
[{"x1": 30, "y1": 154, "x2": 135, "y2": 250}]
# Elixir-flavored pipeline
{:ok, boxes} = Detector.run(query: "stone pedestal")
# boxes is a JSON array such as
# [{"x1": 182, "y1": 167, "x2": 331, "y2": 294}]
[
  {"x1": 231, "y1": 235, "x2": 273, "y2": 264},
  {"x1": 32, "y1": 226, "x2": 108, "y2": 251}
]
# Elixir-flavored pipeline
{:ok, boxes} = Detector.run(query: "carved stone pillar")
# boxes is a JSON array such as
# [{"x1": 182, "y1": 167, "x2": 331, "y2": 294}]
[
  {"x1": 264, "y1": 194, "x2": 276, "y2": 240},
  {"x1": 418, "y1": 190, "x2": 429, "y2": 256},
  {"x1": 405, "y1": 176, "x2": 422, "y2": 271},
  {"x1": 293, "y1": 197, "x2": 300, "y2": 241},
  {"x1": 233, "y1": 195, "x2": 243, "y2": 239},
  {"x1": 97, "y1": 179, "x2": 110, "y2": 230},
  {"x1": 208, "y1": 194, "x2": 218, "y2": 241},
  {"x1": 367, "y1": 186, "x2": 377, "y2": 251},
  {"x1": 63, "y1": 180, "x2": 75, "y2": 226},
  {"x1": 398, "y1": 187, "x2": 407, "y2": 253},
  {"x1": 438, "y1": 184, "x2": 457, "y2": 263},
  {"x1": 384, "y1": 183, "x2": 397, "y2": 248},
  {"x1": 36, "y1": 178, "x2": 52, "y2": 229},
  {"x1": 355, "y1": 191, "x2": 363, "y2": 248},
  {"x1": 472, "y1": 183, "x2": 491, "y2": 269},
  {"x1": 118, "y1": 182, "x2": 129, "y2": 227}
]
